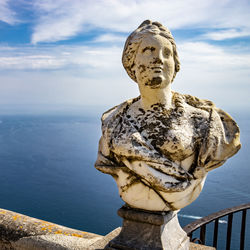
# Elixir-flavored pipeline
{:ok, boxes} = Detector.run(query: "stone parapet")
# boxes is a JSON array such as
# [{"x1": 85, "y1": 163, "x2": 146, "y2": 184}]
[
  {"x1": 0, "y1": 208, "x2": 215, "y2": 249},
  {"x1": 0, "y1": 208, "x2": 101, "y2": 249}
]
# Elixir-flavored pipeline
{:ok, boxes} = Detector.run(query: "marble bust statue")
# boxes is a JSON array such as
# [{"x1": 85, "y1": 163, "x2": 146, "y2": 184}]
[{"x1": 95, "y1": 20, "x2": 241, "y2": 212}]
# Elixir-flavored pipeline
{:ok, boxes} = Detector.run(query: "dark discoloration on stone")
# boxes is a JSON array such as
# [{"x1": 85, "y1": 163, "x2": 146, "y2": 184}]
[
  {"x1": 95, "y1": 90, "x2": 241, "y2": 211},
  {"x1": 122, "y1": 94, "x2": 209, "y2": 164},
  {"x1": 142, "y1": 46, "x2": 155, "y2": 53},
  {"x1": 145, "y1": 77, "x2": 162, "y2": 88}
]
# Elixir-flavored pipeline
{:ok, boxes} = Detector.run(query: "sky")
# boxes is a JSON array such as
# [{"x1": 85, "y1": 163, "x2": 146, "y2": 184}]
[{"x1": 0, "y1": 0, "x2": 250, "y2": 114}]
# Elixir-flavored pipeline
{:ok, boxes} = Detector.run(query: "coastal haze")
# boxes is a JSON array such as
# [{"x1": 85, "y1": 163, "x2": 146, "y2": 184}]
[{"x1": 0, "y1": 1, "x2": 250, "y2": 249}]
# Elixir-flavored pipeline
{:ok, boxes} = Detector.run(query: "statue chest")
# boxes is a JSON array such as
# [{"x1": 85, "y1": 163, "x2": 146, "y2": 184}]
[
  {"x1": 139, "y1": 115, "x2": 194, "y2": 159},
  {"x1": 118, "y1": 108, "x2": 209, "y2": 161}
]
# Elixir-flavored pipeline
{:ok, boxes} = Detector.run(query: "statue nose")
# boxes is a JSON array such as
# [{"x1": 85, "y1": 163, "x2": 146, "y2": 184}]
[{"x1": 153, "y1": 57, "x2": 163, "y2": 64}]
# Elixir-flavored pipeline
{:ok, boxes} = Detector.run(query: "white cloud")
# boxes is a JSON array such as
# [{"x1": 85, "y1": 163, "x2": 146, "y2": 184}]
[
  {"x1": 0, "y1": 41, "x2": 249, "y2": 110},
  {"x1": 173, "y1": 41, "x2": 250, "y2": 109},
  {"x1": 0, "y1": 0, "x2": 18, "y2": 24},
  {"x1": 2, "y1": 41, "x2": 249, "y2": 72},
  {"x1": 0, "y1": 65, "x2": 138, "y2": 108},
  {"x1": 202, "y1": 29, "x2": 250, "y2": 40},
  {"x1": 0, "y1": 44, "x2": 123, "y2": 70},
  {"x1": 94, "y1": 34, "x2": 126, "y2": 43},
  {"x1": 30, "y1": 0, "x2": 250, "y2": 44},
  {"x1": 0, "y1": 54, "x2": 65, "y2": 69},
  {"x1": 178, "y1": 42, "x2": 250, "y2": 70}
]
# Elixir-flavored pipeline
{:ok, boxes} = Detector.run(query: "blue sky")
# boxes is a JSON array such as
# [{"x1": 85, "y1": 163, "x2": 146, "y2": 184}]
[{"x1": 0, "y1": 0, "x2": 250, "y2": 113}]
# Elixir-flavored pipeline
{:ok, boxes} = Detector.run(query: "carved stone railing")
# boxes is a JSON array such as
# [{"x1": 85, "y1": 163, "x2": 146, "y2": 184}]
[
  {"x1": 0, "y1": 208, "x2": 102, "y2": 249},
  {"x1": 183, "y1": 203, "x2": 250, "y2": 250},
  {"x1": 0, "y1": 207, "x2": 216, "y2": 249}
]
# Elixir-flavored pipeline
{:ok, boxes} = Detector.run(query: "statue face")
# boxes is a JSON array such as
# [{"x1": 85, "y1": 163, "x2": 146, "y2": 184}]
[{"x1": 133, "y1": 34, "x2": 175, "y2": 89}]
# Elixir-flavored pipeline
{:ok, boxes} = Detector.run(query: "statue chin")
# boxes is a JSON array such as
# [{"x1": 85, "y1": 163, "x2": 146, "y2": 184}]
[
  {"x1": 146, "y1": 77, "x2": 162, "y2": 89},
  {"x1": 113, "y1": 168, "x2": 207, "y2": 211}
]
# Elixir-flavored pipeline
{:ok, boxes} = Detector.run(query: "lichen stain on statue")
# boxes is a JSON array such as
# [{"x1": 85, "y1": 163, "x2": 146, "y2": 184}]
[{"x1": 95, "y1": 20, "x2": 241, "y2": 212}]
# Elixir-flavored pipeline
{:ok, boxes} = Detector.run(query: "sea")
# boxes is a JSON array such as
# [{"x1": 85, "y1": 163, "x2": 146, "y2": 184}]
[{"x1": 0, "y1": 108, "x2": 249, "y2": 249}]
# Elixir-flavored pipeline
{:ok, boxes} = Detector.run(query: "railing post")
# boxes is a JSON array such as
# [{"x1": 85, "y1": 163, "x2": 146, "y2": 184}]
[
  {"x1": 240, "y1": 209, "x2": 247, "y2": 250},
  {"x1": 226, "y1": 213, "x2": 233, "y2": 250},
  {"x1": 213, "y1": 218, "x2": 219, "y2": 248},
  {"x1": 200, "y1": 224, "x2": 206, "y2": 245}
]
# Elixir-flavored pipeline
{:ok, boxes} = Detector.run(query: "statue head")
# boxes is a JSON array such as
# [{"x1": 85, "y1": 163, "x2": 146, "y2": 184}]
[{"x1": 122, "y1": 20, "x2": 180, "y2": 84}]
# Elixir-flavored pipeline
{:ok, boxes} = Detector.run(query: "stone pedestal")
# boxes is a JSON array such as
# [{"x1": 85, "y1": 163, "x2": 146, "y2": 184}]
[{"x1": 106, "y1": 205, "x2": 190, "y2": 250}]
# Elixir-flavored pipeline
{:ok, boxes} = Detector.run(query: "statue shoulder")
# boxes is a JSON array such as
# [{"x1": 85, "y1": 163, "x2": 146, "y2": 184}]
[
  {"x1": 179, "y1": 92, "x2": 215, "y2": 111},
  {"x1": 180, "y1": 93, "x2": 238, "y2": 131},
  {"x1": 101, "y1": 97, "x2": 140, "y2": 124},
  {"x1": 101, "y1": 105, "x2": 120, "y2": 123},
  {"x1": 172, "y1": 92, "x2": 215, "y2": 122},
  {"x1": 175, "y1": 92, "x2": 240, "y2": 141}
]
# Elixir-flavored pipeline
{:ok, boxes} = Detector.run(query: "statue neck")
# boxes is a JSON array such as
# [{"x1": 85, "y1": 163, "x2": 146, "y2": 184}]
[{"x1": 138, "y1": 84, "x2": 173, "y2": 110}]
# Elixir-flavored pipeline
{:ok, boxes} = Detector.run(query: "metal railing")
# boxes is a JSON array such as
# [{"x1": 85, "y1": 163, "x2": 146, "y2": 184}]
[{"x1": 183, "y1": 203, "x2": 250, "y2": 250}]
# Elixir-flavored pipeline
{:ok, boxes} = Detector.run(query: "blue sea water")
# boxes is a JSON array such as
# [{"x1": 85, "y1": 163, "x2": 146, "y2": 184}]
[{"x1": 0, "y1": 110, "x2": 249, "y2": 249}]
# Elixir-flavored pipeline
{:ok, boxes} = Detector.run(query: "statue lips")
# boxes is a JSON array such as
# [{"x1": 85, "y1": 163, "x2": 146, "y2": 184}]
[{"x1": 151, "y1": 66, "x2": 163, "y2": 72}]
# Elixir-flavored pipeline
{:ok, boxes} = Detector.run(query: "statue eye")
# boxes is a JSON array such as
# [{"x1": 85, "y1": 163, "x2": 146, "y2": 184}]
[
  {"x1": 164, "y1": 48, "x2": 171, "y2": 57},
  {"x1": 142, "y1": 47, "x2": 155, "y2": 54}
]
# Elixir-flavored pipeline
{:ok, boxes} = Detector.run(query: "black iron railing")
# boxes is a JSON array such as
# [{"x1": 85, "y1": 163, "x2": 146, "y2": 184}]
[{"x1": 183, "y1": 203, "x2": 250, "y2": 250}]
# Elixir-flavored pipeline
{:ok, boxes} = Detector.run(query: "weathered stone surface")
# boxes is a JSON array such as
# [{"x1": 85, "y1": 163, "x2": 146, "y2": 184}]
[
  {"x1": 12, "y1": 234, "x2": 100, "y2": 250},
  {"x1": 0, "y1": 208, "x2": 215, "y2": 249},
  {"x1": 95, "y1": 20, "x2": 241, "y2": 212},
  {"x1": 89, "y1": 227, "x2": 122, "y2": 249},
  {"x1": 106, "y1": 206, "x2": 189, "y2": 250},
  {"x1": 90, "y1": 225, "x2": 215, "y2": 250},
  {"x1": 88, "y1": 221, "x2": 215, "y2": 250},
  {"x1": 189, "y1": 243, "x2": 215, "y2": 250},
  {"x1": 0, "y1": 208, "x2": 101, "y2": 249}
]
